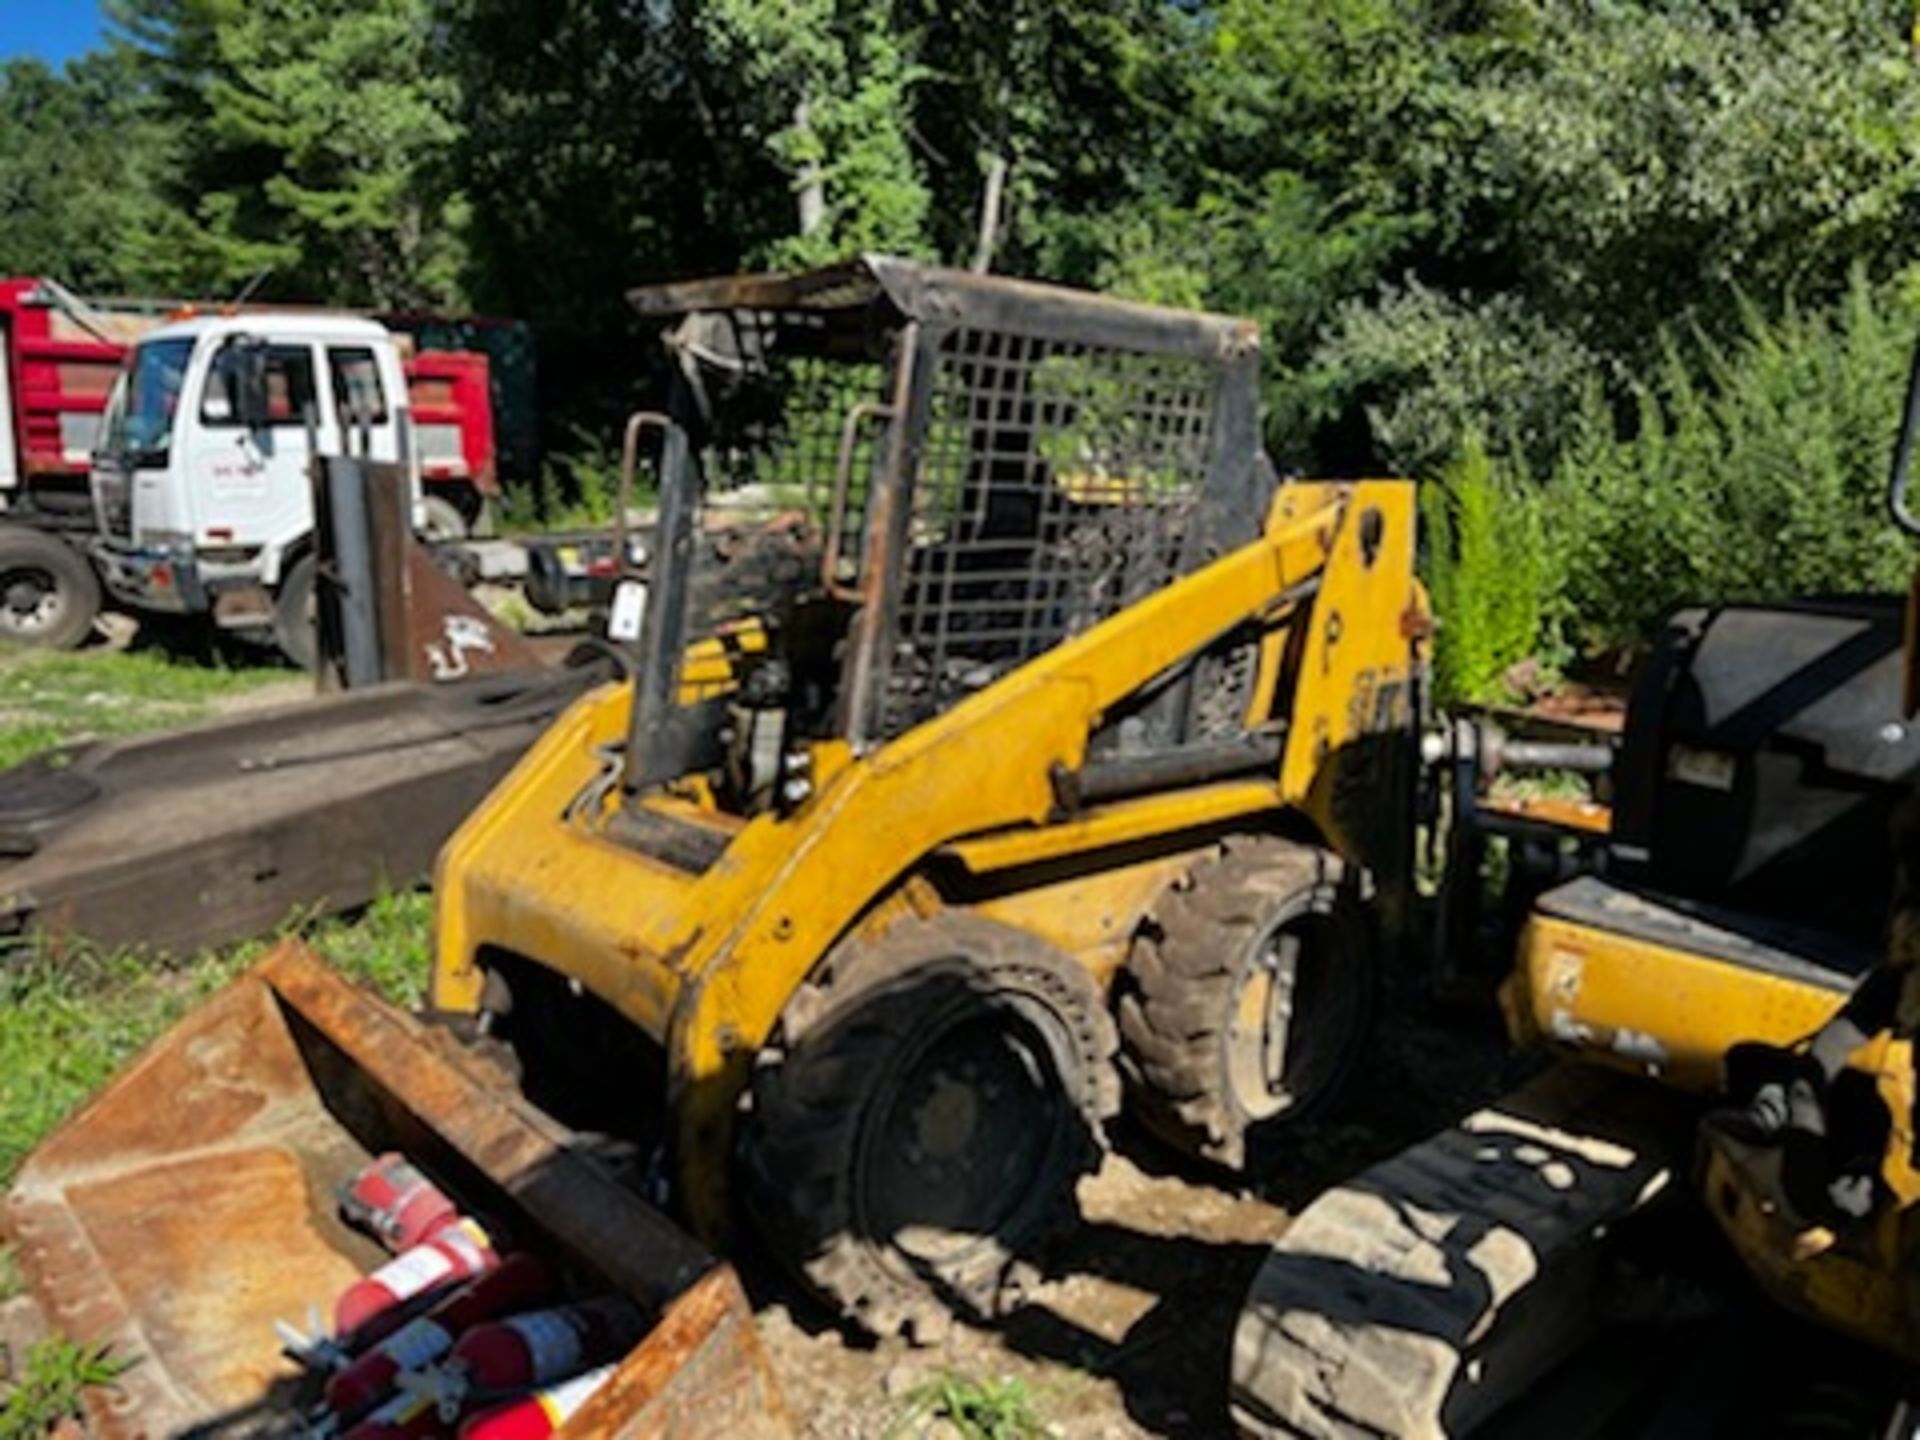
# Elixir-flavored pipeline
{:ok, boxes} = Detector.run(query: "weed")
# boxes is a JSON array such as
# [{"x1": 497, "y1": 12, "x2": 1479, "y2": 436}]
[
  {"x1": 0, "y1": 1338, "x2": 129, "y2": 1437},
  {"x1": 898, "y1": 1372, "x2": 1049, "y2": 1440}
]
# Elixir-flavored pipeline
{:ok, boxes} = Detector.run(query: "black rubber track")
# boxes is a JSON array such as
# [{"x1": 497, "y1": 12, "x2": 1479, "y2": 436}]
[
  {"x1": 739, "y1": 911, "x2": 1120, "y2": 1342},
  {"x1": 1119, "y1": 835, "x2": 1373, "y2": 1172}
]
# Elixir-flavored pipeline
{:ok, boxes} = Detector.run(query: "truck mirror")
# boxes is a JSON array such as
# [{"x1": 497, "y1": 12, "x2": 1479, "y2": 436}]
[{"x1": 232, "y1": 338, "x2": 272, "y2": 430}]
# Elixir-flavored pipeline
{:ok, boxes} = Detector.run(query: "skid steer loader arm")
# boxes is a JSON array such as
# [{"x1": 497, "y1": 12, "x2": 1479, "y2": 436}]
[{"x1": 5, "y1": 943, "x2": 789, "y2": 1437}]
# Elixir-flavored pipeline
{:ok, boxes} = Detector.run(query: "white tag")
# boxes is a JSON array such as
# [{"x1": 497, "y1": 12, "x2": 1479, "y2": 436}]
[
  {"x1": 1667, "y1": 744, "x2": 1736, "y2": 792},
  {"x1": 372, "y1": 1245, "x2": 455, "y2": 1301},
  {"x1": 505, "y1": 1310, "x2": 585, "y2": 1382},
  {"x1": 608, "y1": 580, "x2": 647, "y2": 642}
]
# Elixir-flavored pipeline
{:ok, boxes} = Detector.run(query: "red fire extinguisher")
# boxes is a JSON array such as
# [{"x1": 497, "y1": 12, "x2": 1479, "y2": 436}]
[
  {"x1": 446, "y1": 1297, "x2": 644, "y2": 1394},
  {"x1": 324, "y1": 1253, "x2": 553, "y2": 1420},
  {"x1": 340, "y1": 1154, "x2": 462, "y2": 1253},
  {"x1": 458, "y1": 1364, "x2": 617, "y2": 1440},
  {"x1": 340, "y1": 1389, "x2": 451, "y2": 1440},
  {"x1": 335, "y1": 1219, "x2": 497, "y2": 1340}
]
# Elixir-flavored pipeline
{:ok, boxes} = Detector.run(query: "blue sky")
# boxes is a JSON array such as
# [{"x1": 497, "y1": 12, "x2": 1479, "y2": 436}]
[{"x1": 2, "y1": 2, "x2": 108, "y2": 64}]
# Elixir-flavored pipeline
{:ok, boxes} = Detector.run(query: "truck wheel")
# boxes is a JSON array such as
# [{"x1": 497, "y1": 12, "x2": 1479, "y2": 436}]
[
  {"x1": 272, "y1": 554, "x2": 318, "y2": 671},
  {"x1": 1119, "y1": 837, "x2": 1374, "y2": 1173},
  {"x1": 740, "y1": 912, "x2": 1120, "y2": 1342},
  {"x1": 0, "y1": 530, "x2": 100, "y2": 650}
]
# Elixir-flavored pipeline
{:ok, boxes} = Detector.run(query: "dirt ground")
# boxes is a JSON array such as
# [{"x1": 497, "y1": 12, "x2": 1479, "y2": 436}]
[{"x1": 748, "y1": 979, "x2": 1522, "y2": 1439}]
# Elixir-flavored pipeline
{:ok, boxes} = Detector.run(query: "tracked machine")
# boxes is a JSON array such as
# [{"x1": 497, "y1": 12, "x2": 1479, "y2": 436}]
[{"x1": 1231, "y1": 347, "x2": 1920, "y2": 1435}]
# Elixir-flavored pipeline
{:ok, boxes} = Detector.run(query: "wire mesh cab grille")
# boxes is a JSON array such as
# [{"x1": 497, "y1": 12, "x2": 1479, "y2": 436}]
[
  {"x1": 893, "y1": 325, "x2": 1224, "y2": 735},
  {"x1": 627, "y1": 256, "x2": 1269, "y2": 754}
]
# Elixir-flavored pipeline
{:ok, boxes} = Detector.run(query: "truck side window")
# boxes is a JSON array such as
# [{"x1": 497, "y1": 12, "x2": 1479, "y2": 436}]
[
  {"x1": 201, "y1": 342, "x2": 317, "y2": 427},
  {"x1": 329, "y1": 347, "x2": 388, "y2": 427}
]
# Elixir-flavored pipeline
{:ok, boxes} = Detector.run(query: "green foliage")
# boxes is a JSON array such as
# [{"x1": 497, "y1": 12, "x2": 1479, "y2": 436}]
[
  {"x1": 497, "y1": 427, "x2": 643, "y2": 533},
  {"x1": 898, "y1": 1372, "x2": 1047, "y2": 1440},
  {"x1": 694, "y1": 0, "x2": 930, "y2": 266},
  {"x1": 1546, "y1": 275, "x2": 1919, "y2": 649},
  {"x1": 1421, "y1": 436, "x2": 1554, "y2": 703},
  {"x1": 0, "y1": 51, "x2": 188, "y2": 293},
  {"x1": 0, "y1": 1337, "x2": 129, "y2": 1437},
  {"x1": 6, "y1": 0, "x2": 1920, "y2": 663},
  {"x1": 1306, "y1": 286, "x2": 1604, "y2": 480},
  {"x1": 110, "y1": 0, "x2": 468, "y2": 305}
]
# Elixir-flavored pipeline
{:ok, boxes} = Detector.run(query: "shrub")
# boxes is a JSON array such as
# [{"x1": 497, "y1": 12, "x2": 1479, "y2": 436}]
[
  {"x1": 1545, "y1": 275, "x2": 1919, "y2": 650},
  {"x1": 1422, "y1": 434, "x2": 1556, "y2": 703},
  {"x1": 496, "y1": 424, "x2": 643, "y2": 532}
]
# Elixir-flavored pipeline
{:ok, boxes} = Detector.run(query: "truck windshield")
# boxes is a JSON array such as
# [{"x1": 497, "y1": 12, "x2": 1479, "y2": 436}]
[{"x1": 103, "y1": 337, "x2": 195, "y2": 465}]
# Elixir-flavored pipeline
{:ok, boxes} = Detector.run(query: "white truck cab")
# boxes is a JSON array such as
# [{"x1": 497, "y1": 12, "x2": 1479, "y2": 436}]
[{"x1": 90, "y1": 312, "x2": 422, "y2": 666}]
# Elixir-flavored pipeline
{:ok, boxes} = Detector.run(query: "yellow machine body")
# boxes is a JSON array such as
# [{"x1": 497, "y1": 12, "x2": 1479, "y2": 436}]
[
  {"x1": 433, "y1": 479, "x2": 1423, "y2": 1234},
  {"x1": 1700, "y1": 1034, "x2": 1920, "y2": 1363},
  {"x1": 1504, "y1": 902, "x2": 1854, "y2": 1091}
]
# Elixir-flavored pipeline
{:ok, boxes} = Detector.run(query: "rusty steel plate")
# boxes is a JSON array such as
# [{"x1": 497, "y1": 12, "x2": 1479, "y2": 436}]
[{"x1": 6, "y1": 942, "x2": 788, "y2": 1436}]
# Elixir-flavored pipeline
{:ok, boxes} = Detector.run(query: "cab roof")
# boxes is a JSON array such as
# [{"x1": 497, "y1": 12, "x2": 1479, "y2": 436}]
[
  {"x1": 626, "y1": 253, "x2": 1259, "y2": 362},
  {"x1": 134, "y1": 311, "x2": 392, "y2": 348}
]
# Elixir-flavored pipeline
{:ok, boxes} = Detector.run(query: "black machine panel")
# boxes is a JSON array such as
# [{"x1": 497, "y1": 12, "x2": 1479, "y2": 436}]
[{"x1": 1610, "y1": 599, "x2": 1920, "y2": 945}]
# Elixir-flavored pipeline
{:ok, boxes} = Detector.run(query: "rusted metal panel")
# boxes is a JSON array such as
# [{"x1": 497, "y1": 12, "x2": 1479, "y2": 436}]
[
  {"x1": 567, "y1": 1267, "x2": 792, "y2": 1439},
  {"x1": 625, "y1": 255, "x2": 1260, "y2": 361},
  {"x1": 0, "y1": 669, "x2": 600, "y2": 955},
  {"x1": 5, "y1": 942, "x2": 786, "y2": 1436},
  {"x1": 356, "y1": 457, "x2": 542, "y2": 683}
]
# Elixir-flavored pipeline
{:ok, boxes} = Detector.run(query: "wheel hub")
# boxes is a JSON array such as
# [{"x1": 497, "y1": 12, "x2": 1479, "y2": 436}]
[
  {"x1": 864, "y1": 1009, "x2": 1066, "y2": 1267},
  {"x1": 0, "y1": 569, "x2": 56, "y2": 630},
  {"x1": 1228, "y1": 930, "x2": 1303, "y2": 1121}
]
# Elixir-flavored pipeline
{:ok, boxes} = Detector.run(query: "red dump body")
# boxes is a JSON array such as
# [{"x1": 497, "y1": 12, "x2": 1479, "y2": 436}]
[{"x1": 0, "y1": 278, "x2": 499, "y2": 498}]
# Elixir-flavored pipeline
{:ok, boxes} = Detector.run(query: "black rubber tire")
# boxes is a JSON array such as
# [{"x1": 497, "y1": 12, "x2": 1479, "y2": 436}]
[
  {"x1": 272, "y1": 552, "x2": 318, "y2": 671},
  {"x1": 0, "y1": 529, "x2": 100, "y2": 650},
  {"x1": 740, "y1": 912, "x2": 1120, "y2": 1342},
  {"x1": 1119, "y1": 836, "x2": 1374, "y2": 1172}
]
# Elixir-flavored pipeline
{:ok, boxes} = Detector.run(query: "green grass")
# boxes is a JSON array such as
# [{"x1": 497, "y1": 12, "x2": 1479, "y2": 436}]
[
  {"x1": 0, "y1": 648, "x2": 286, "y2": 768},
  {"x1": 0, "y1": 1338, "x2": 130, "y2": 1438},
  {"x1": 0, "y1": 649, "x2": 433, "y2": 1431},
  {"x1": 896, "y1": 1373, "x2": 1050, "y2": 1440}
]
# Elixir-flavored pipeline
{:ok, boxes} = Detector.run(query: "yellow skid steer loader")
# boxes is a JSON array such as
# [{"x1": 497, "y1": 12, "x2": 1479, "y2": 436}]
[
  {"x1": 429, "y1": 258, "x2": 1426, "y2": 1340},
  {"x1": 3, "y1": 259, "x2": 1427, "y2": 1431}
]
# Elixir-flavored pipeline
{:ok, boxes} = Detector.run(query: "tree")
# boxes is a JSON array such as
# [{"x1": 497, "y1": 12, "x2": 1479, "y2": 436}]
[
  {"x1": 111, "y1": 0, "x2": 469, "y2": 308},
  {"x1": 0, "y1": 51, "x2": 188, "y2": 293},
  {"x1": 692, "y1": 0, "x2": 930, "y2": 265}
]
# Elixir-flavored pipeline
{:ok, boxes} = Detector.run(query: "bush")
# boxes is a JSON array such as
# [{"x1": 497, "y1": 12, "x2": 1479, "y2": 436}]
[
  {"x1": 496, "y1": 424, "x2": 643, "y2": 532},
  {"x1": 1306, "y1": 284, "x2": 1605, "y2": 479},
  {"x1": 1545, "y1": 275, "x2": 1919, "y2": 650},
  {"x1": 1422, "y1": 434, "x2": 1556, "y2": 703}
]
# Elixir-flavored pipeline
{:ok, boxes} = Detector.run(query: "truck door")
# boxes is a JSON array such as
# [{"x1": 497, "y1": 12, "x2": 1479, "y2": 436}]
[{"x1": 188, "y1": 337, "x2": 321, "y2": 561}]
